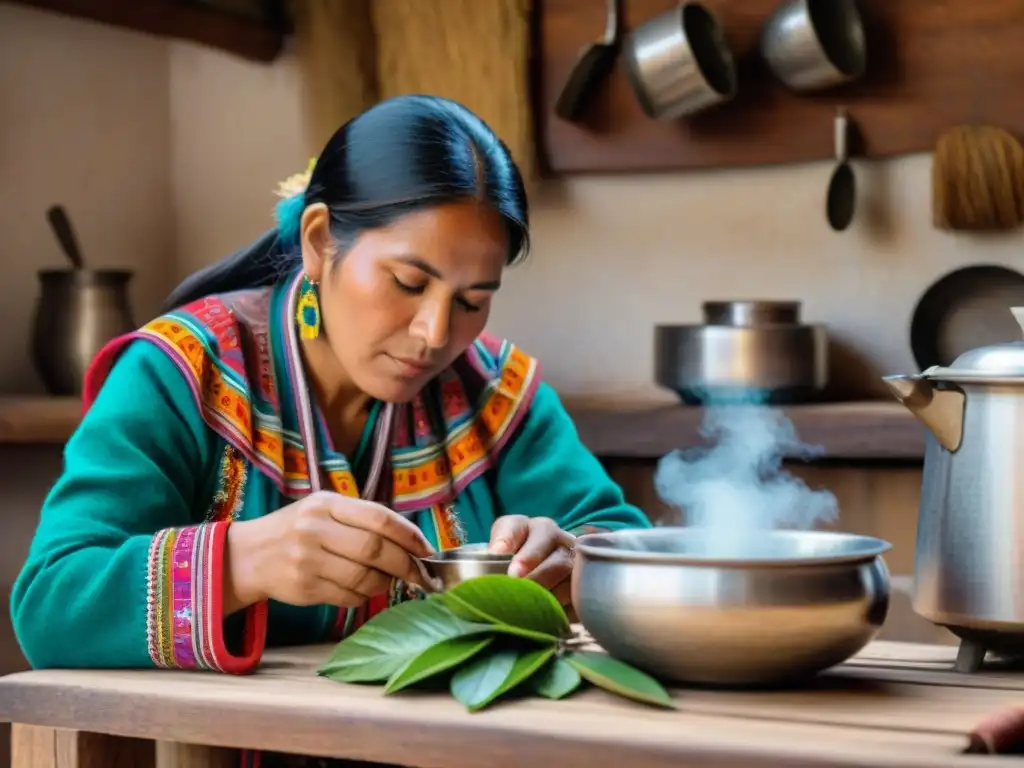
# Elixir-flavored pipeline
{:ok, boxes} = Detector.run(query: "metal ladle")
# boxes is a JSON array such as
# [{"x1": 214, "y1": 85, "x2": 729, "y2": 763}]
[
  {"x1": 826, "y1": 108, "x2": 856, "y2": 231},
  {"x1": 554, "y1": 0, "x2": 621, "y2": 122}
]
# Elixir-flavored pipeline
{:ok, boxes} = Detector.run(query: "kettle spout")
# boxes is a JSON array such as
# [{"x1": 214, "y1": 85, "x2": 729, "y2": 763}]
[
  {"x1": 882, "y1": 374, "x2": 965, "y2": 453},
  {"x1": 882, "y1": 375, "x2": 922, "y2": 404}
]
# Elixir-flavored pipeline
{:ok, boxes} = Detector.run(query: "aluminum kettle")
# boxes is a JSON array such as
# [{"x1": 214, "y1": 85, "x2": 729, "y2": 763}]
[{"x1": 883, "y1": 306, "x2": 1024, "y2": 654}]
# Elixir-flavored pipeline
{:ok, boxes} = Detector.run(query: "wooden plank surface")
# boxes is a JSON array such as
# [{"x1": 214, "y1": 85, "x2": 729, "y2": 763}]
[
  {"x1": 538, "y1": 0, "x2": 1024, "y2": 174},
  {"x1": 0, "y1": 397, "x2": 80, "y2": 444},
  {"x1": 0, "y1": 642, "x2": 1018, "y2": 767},
  {"x1": 5, "y1": 0, "x2": 285, "y2": 63},
  {"x1": 562, "y1": 398, "x2": 925, "y2": 460}
]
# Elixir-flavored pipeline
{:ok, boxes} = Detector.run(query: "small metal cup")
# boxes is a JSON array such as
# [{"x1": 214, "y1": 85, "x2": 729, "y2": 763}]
[
  {"x1": 761, "y1": 0, "x2": 866, "y2": 92},
  {"x1": 416, "y1": 543, "x2": 514, "y2": 592}
]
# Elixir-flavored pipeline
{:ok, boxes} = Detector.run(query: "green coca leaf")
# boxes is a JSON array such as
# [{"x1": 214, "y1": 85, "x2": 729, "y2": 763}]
[
  {"x1": 450, "y1": 644, "x2": 557, "y2": 712},
  {"x1": 442, "y1": 574, "x2": 570, "y2": 642},
  {"x1": 318, "y1": 597, "x2": 492, "y2": 683},
  {"x1": 384, "y1": 634, "x2": 495, "y2": 694},
  {"x1": 566, "y1": 651, "x2": 675, "y2": 709},
  {"x1": 531, "y1": 656, "x2": 582, "y2": 700}
]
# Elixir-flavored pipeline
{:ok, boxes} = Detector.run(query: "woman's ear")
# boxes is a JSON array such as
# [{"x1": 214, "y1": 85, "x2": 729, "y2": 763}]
[{"x1": 299, "y1": 203, "x2": 332, "y2": 281}]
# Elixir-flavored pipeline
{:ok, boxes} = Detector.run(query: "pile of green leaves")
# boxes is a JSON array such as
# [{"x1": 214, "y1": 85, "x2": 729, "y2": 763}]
[{"x1": 317, "y1": 574, "x2": 675, "y2": 712}]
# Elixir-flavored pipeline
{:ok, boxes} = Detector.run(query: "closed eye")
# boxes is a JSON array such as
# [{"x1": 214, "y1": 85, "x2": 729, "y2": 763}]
[
  {"x1": 393, "y1": 275, "x2": 481, "y2": 313},
  {"x1": 392, "y1": 275, "x2": 425, "y2": 295}
]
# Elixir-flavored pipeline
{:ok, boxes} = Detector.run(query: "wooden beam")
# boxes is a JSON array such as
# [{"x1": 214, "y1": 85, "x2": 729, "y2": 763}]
[{"x1": 5, "y1": 0, "x2": 286, "y2": 63}]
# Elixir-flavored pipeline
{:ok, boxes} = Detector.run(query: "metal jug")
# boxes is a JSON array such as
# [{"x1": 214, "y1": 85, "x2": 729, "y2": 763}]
[
  {"x1": 30, "y1": 269, "x2": 136, "y2": 396},
  {"x1": 883, "y1": 306, "x2": 1024, "y2": 670}
]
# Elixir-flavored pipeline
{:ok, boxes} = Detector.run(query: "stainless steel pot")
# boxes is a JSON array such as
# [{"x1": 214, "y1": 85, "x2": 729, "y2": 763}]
[
  {"x1": 623, "y1": 2, "x2": 737, "y2": 121},
  {"x1": 31, "y1": 269, "x2": 136, "y2": 396},
  {"x1": 884, "y1": 306, "x2": 1024, "y2": 668},
  {"x1": 761, "y1": 0, "x2": 866, "y2": 92},
  {"x1": 655, "y1": 300, "x2": 828, "y2": 405},
  {"x1": 572, "y1": 528, "x2": 891, "y2": 686}
]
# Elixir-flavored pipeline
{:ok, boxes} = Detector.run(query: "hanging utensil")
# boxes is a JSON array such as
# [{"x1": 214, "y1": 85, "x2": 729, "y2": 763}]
[
  {"x1": 931, "y1": 65, "x2": 1024, "y2": 232},
  {"x1": 825, "y1": 108, "x2": 856, "y2": 231},
  {"x1": 623, "y1": 2, "x2": 737, "y2": 121},
  {"x1": 909, "y1": 264, "x2": 1024, "y2": 371},
  {"x1": 761, "y1": 0, "x2": 866, "y2": 93},
  {"x1": 932, "y1": 125, "x2": 1024, "y2": 231},
  {"x1": 46, "y1": 204, "x2": 86, "y2": 269},
  {"x1": 554, "y1": 0, "x2": 621, "y2": 123}
]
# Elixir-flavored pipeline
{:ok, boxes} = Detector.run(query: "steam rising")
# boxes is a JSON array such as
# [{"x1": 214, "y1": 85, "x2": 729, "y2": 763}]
[{"x1": 654, "y1": 399, "x2": 838, "y2": 555}]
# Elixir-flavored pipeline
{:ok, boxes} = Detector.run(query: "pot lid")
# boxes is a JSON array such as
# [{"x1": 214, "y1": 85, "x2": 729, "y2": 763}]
[{"x1": 924, "y1": 306, "x2": 1024, "y2": 379}]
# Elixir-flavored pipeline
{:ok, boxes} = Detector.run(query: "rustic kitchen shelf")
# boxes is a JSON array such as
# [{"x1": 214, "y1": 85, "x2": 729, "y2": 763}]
[
  {"x1": 0, "y1": 397, "x2": 81, "y2": 445},
  {"x1": 562, "y1": 398, "x2": 924, "y2": 460},
  {"x1": 538, "y1": 0, "x2": 1024, "y2": 173},
  {"x1": 0, "y1": 396, "x2": 924, "y2": 460},
  {"x1": 7, "y1": 0, "x2": 286, "y2": 63}
]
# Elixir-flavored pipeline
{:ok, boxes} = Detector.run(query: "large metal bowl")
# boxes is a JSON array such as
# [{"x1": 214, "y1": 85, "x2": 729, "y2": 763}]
[{"x1": 571, "y1": 527, "x2": 891, "y2": 686}]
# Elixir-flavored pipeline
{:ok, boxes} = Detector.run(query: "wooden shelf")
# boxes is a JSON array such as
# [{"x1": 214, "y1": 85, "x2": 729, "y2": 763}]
[
  {"x1": 538, "y1": 0, "x2": 1024, "y2": 173},
  {"x1": 0, "y1": 396, "x2": 926, "y2": 461},
  {"x1": 8, "y1": 0, "x2": 286, "y2": 63},
  {"x1": 0, "y1": 397, "x2": 81, "y2": 445},
  {"x1": 562, "y1": 398, "x2": 925, "y2": 461}
]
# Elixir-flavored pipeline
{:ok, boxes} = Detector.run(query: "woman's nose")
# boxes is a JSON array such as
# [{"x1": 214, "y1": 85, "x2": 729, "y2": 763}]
[{"x1": 412, "y1": 298, "x2": 450, "y2": 350}]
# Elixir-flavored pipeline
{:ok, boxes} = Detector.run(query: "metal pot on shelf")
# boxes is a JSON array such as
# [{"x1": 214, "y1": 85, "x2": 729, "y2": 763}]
[
  {"x1": 655, "y1": 300, "x2": 829, "y2": 405},
  {"x1": 883, "y1": 305, "x2": 1024, "y2": 673},
  {"x1": 31, "y1": 269, "x2": 136, "y2": 396},
  {"x1": 31, "y1": 204, "x2": 136, "y2": 396}
]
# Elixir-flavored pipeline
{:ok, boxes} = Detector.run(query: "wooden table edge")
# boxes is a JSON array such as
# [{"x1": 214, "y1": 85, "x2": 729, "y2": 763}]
[
  {"x1": 0, "y1": 675, "x2": 998, "y2": 768},
  {"x1": 0, "y1": 642, "x2": 1004, "y2": 767}
]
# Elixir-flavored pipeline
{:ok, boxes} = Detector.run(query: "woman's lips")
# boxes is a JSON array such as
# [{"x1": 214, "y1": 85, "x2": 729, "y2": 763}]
[{"x1": 389, "y1": 355, "x2": 433, "y2": 377}]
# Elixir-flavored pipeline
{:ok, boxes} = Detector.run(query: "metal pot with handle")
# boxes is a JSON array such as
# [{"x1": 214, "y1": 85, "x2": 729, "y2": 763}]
[
  {"x1": 31, "y1": 269, "x2": 136, "y2": 395},
  {"x1": 883, "y1": 305, "x2": 1024, "y2": 671},
  {"x1": 623, "y1": 2, "x2": 737, "y2": 121},
  {"x1": 31, "y1": 205, "x2": 136, "y2": 395}
]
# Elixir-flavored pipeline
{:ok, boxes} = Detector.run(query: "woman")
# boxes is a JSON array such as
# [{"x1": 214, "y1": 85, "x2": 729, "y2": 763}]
[{"x1": 11, "y1": 95, "x2": 649, "y2": 765}]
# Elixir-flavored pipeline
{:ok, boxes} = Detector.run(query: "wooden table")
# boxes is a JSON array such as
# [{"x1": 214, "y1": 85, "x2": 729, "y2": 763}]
[{"x1": 1, "y1": 641, "x2": 1023, "y2": 768}]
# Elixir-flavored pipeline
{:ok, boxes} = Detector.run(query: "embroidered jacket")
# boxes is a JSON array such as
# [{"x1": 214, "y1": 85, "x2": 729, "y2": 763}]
[{"x1": 11, "y1": 272, "x2": 650, "y2": 676}]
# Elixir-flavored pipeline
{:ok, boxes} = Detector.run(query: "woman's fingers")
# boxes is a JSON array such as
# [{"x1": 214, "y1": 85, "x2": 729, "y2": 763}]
[{"x1": 509, "y1": 518, "x2": 574, "y2": 579}]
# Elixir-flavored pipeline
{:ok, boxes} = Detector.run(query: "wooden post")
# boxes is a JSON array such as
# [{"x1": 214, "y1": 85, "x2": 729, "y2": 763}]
[
  {"x1": 11, "y1": 725, "x2": 153, "y2": 768},
  {"x1": 155, "y1": 742, "x2": 237, "y2": 768}
]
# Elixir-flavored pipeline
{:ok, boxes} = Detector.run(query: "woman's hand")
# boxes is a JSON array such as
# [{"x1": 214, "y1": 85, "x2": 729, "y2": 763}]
[
  {"x1": 488, "y1": 516, "x2": 576, "y2": 606},
  {"x1": 223, "y1": 491, "x2": 435, "y2": 614}
]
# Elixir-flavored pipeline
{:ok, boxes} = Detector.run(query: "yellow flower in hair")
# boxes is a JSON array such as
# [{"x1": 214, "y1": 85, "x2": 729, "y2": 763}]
[{"x1": 274, "y1": 157, "x2": 317, "y2": 198}]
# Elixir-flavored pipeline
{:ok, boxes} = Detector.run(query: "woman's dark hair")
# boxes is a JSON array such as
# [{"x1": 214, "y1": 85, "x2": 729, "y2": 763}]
[{"x1": 165, "y1": 95, "x2": 529, "y2": 311}]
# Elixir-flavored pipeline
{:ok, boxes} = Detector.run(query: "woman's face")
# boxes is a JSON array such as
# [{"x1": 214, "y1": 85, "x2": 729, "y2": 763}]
[{"x1": 300, "y1": 200, "x2": 509, "y2": 403}]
